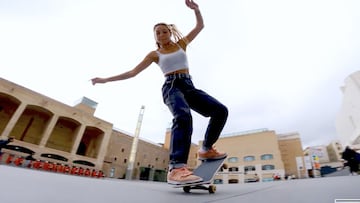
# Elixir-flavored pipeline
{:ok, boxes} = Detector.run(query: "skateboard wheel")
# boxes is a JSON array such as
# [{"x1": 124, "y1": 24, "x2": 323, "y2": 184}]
[
  {"x1": 208, "y1": 185, "x2": 216, "y2": 194},
  {"x1": 183, "y1": 186, "x2": 191, "y2": 193}
]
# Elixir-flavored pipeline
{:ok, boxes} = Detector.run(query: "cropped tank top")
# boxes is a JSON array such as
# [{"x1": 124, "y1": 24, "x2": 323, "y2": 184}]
[{"x1": 156, "y1": 46, "x2": 189, "y2": 75}]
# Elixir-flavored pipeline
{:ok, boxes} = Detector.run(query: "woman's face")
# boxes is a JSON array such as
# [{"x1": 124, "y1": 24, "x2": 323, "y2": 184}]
[{"x1": 154, "y1": 24, "x2": 172, "y2": 45}]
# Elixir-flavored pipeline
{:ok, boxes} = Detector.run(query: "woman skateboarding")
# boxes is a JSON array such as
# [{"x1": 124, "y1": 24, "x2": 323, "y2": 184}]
[{"x1": 91, "y1": 0, "x2": 228, "y2": 185}]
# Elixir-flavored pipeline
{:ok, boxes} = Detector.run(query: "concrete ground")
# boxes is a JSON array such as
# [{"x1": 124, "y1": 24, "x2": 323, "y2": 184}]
[{"x1": 0, "y1": 165, "x2": 359, "y2": 203}]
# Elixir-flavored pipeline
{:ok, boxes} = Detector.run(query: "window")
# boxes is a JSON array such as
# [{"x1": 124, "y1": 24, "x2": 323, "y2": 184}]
[
  {"x1": 73, "y1": 160, "x2": 95, "y2": 167},
  {"x1": 244, "y1": 165, "x2": 256, "y2": 172},
  {"x1": 41, "y1": 153, "x2": 68, "y2": 162},
  {"x1": 213, "y1": 179, "x2": 223, "y2": 184},
  {"x1": 244, "y1": 156, "x2": 255, "y2": 162},
  {"x1": 261, "y1": 154, "x2": 274, "y2": 160},
  {"x1": 229, "y1": 167, "x2": 239, "y2": 172},
  {"x1": 228, "y1": 157, "x2": 239, "y2": 163},
  {"x1": 262, "y1": 165, "x2": 275, "y2": 170},
  {"x1": 228, "y1": 179, "x2": 239, "y2": 184}
]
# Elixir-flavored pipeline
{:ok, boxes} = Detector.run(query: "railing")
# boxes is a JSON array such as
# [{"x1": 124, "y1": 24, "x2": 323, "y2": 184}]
[{"x1": 0, "y1": 152, "x2": 104, "y2": 178}]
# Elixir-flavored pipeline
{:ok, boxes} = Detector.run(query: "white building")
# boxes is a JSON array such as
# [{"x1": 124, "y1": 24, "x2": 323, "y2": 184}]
[
  {"x1": 304, "y1": 146, "x2": 330, "y2": 164},
  {"x1": 336, "y1": 71, "x2": 360, "y2": 148}
]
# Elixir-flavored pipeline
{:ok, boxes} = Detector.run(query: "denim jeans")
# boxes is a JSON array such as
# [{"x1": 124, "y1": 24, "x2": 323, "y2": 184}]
[{"x1": 162, "y1": 74, "x2": 228, "y2": 169}]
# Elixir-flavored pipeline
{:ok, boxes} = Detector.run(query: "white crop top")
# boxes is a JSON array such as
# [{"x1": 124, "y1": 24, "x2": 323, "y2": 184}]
[{"x1": 156, "y1": 47, "x2": 189, "y2": 75}]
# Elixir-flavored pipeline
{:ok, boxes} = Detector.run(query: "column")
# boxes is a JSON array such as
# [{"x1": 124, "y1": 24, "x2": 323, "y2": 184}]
[
  {"x1": 39, "y1": 115, "x2": 59, "y2": 147},
  {"x1": 70, "y1": 124, "x2": 86, "y2": 155},
  {"x1": 0, "y1": 103, "x2": 26, "y2": 138}
]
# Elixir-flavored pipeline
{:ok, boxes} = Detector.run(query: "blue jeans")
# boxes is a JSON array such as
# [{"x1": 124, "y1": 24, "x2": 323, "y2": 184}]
[{"x1": 162, "y1": 73, "x2": 228, "y2": 169}]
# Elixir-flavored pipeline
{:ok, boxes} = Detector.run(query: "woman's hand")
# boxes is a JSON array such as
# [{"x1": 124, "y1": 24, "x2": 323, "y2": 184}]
[
  {"x1": 183, "y1": 0, "x2": 203, "y2": 43},
  {"x1": 185, "y1": 0, "x2": 199, "y2": 10},
  {"x1": 91, "y1": 77, "x2": 107, "y2": 85}
]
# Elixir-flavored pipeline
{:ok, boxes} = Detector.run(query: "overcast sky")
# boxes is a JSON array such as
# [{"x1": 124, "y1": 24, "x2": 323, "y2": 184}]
[{"x1": 1, "y1": 0, "x2": 360, "y2": 149}]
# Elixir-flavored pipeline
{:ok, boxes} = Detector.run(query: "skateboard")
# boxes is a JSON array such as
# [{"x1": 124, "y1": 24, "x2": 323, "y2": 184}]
[{"x1": 171, "y1": 156, "x2": 227, "y2": 194}]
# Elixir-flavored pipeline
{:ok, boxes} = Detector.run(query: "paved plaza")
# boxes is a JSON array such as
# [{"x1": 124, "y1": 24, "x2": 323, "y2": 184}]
[{"x1": 0, "y1": 165, "x2": 359, "y2": 203}]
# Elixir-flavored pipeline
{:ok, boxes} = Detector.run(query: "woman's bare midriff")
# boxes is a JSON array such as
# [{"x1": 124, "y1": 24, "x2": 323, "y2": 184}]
[{"x1": 165, "y1": 69, "x2": 189, "y2": 76}]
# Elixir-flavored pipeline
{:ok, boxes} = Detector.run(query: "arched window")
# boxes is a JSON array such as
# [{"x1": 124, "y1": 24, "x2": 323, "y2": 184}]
[
  {"x1": 228, "y1": 157, "x2": 239, "y2": 163},
  {"x1": 262, "y1": 164, "x2": 275, "y2": 170},
  {"x1": 41, "y1": 153, "x2": 68, "y2": 162},
  {"x1": 73, "y1": 160, "x2": 95, "y2": 167},
  {"x1": 244, "y1": 156, "x2": 255, "y2": 162},
  {"x1": 261, "y1": 154, "x2": 274, "y2": 160}
]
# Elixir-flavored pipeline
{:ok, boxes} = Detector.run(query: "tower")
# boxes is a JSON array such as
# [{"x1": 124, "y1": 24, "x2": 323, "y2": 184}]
[{"x1": 125, "y1": 105, "x2": 145, "y2": 180}]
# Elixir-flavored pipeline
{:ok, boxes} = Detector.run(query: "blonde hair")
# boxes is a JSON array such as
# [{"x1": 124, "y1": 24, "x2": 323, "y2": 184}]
[{"x1": 153, "y1": 23, "x2": 188, "y2": 48}]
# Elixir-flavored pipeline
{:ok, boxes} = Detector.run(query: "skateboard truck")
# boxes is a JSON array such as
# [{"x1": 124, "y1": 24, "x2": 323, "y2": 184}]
[{"x1": 183, "y1": 184, "x2": 217, "y2": 194}]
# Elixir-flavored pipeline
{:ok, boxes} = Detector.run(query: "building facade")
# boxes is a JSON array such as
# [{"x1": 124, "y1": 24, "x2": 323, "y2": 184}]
[
  {"x1": 198, "y1": 129, "x2": 286, "y2": 183},
  {"x1": 163, "y1": 128, "x2": 199, "y2": 170},
  {"x1": 2, "y1": 78, "x2": 313, "y2": 183},
  {"x1": 336, "y1": 71, "x2": 360, "y2": 147},
  {"x1": 0, "y1": 78, "x2": 168, "y2": 179},
  {"x1": 303, "y1": 141, "x2": 344, "y2": 177},
  {"x1": 326, "y1": 140, "x2": 343, "y2": 162},
  {"x1": 277, "y1": 132, "x2": 307, "y2": 179},
  {"x1": 103, "y1": 129, "x2": 169, "y2": 181},
  {"x1": 0, "y1": 78, "x2": 113, "y2": 170}
]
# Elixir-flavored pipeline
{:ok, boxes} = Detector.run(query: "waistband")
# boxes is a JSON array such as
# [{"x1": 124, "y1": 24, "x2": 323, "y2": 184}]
[{"x1": 165, "y1": 73, "x2": 192, "y2": 80}]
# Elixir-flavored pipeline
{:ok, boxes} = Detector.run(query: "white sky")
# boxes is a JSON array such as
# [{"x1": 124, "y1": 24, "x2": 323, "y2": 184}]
[{"x1": 1, "y1": 0, "x2": 360, "y2": 148}]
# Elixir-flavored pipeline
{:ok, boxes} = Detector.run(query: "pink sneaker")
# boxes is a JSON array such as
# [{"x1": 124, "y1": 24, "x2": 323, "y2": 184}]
[
  {"x1": 167, "y1": 167, "x2": 203, "y2": 185},
  {"x1": 198, "y1": 146, "x2": 227, "y2": 160}
]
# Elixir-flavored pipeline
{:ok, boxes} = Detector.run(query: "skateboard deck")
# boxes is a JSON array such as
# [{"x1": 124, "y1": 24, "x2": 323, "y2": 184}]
[{"x1": 170, "y1": 156, "x2": 227, "y2": 193}]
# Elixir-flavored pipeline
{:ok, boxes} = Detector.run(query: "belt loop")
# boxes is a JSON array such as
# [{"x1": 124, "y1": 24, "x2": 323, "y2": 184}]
[{"x1": 165, "y1": 73, "x2": 191, "y2": 80}]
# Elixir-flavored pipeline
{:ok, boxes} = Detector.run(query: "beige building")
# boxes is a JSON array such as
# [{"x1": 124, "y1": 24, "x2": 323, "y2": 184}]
[
  {"x1": 103, "y1": 129, "x2": 169, "y2": 181},
  {"x1": 163, "y1": 128, "x2": 199, "y2": 170},
  {"x1": 0, "y1": 78, "x2": 112, "y2": 170},
  {"x1": 277, "y1": 132, "x2": 307, "y2": 178},
  {"x1": 196, "y1": 129, "x2": 286, "y2": 183},
  {"x1": 1, "y1": 78, "x2": 310, "y2": 183},
  {"x1": 303, "y1": 141, "x2": 344, "y2": 177},
  {"x1": 304, "y1": 146, "x2": 330, "y2": 164},
  {"x1": 327, "y1": 140, "x2": 343, "y2": 162},
  {"x1": 303, "y1": 141, "x2": 343, "y2": 166},
  {"x1": 0, "y1": 78, "x2": 168, "y2": 180},
  {"x1": 165, "y1": 129, "x2": 306, "y2": 183}
]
